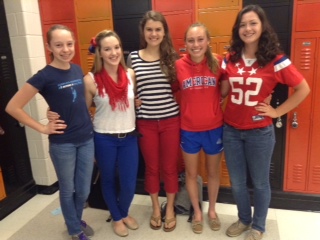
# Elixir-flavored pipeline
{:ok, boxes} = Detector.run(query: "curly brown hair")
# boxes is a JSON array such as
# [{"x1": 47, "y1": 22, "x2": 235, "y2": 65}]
[
  {"x1": 139, "y1": 11, "x2": 178, "y2": 82},
  {"x1": 229, "y1": 4, "x2": 283, "y2": 67}
]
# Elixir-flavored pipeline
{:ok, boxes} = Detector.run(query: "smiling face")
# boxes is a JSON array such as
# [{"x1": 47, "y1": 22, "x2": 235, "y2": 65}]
[
  {"x1": 238, "y1": 11, "x2": 262, "y2": 49},
  {"x1": 185, "y1": 26, "x2": 210, "y2": 63},
  {"x1": 143, "y1": 19, "x2": 165, "y2": 48},
  {"x1": 99, "y1": 36, "x2": 122, "y2": 67},
  {"x1": 47, "y1": 29, "x2": 75, "y2": 67}
]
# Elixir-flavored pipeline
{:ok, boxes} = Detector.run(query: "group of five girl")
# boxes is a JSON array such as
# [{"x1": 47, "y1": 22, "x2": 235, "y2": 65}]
[{"x1": 6, "y1": 4, "x2": 309, "y2": 240}]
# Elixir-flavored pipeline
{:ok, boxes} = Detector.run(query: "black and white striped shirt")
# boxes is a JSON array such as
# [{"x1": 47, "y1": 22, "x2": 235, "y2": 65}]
[{"x1": 129, "y1": 51, "x2": 179, "y2": 120}]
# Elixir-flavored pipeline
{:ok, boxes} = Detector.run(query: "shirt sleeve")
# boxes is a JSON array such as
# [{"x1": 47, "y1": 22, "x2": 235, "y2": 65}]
[
  {"x1": 27, "y1": 70, "x2": 45, "y2": 91},
  {"x1": 274, "y1": 55, "x2": 305, "y2": 88}
]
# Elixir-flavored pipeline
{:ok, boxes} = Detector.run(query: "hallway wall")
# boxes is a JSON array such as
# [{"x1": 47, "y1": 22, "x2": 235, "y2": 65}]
[{"x1": 3, "y1": 0, "x2": 57, "y2": 186}]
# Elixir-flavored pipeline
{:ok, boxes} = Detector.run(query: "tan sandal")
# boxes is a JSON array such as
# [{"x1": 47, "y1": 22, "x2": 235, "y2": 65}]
[
  {"x1": 150, "y1": 215, "x2": 162, "y2": 230},
  {"x1": 191, "y1": 218, "x2": 203, "y2": 234},
  {"x1": 163, "y1": 216, "x2": 176, "y2": 232},
  {"x1": 208, "y1": 213, "x2": 221, "y2": 231}
]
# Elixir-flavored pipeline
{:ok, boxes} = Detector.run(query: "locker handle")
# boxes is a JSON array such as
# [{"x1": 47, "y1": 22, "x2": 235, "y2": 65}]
[{"x1": 291, "y1": 112, "x2": 298, "y2": 129}]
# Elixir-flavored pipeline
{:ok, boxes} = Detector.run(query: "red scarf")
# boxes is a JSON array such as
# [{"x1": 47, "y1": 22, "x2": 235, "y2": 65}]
[{"x1": 94, "y1": 65, "x2": 129, "y2": 111}]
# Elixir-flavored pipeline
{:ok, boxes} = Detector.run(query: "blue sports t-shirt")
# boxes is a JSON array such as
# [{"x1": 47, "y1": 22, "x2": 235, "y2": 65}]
[{"x1": 27, "y1": 64, "x2": 93, "y2": 143}]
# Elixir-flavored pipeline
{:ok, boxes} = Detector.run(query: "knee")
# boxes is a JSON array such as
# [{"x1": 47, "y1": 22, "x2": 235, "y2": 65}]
[
  {"x1": 230, "y1": 181, "x2": 247, "y2": 193},
  {"x1": 253, "y1": 180, "x2": 270, "y2": 190}
]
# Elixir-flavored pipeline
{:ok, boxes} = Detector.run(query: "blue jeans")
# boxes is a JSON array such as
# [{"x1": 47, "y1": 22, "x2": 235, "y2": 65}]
[
  {"x1": 223, "y1": 124, "x2": 275, "y2": 233},
  {"x1": 49, "y1": 138, "x2": 94, "y2": 235},
  {"x1": 94, "y1": 132, "x2": 139, "y2": 221}
]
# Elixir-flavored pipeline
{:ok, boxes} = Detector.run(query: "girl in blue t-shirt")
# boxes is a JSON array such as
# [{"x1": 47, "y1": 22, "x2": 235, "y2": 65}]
[{"x1": 6, "y1": 24, "x2": 94, "y2": 240}]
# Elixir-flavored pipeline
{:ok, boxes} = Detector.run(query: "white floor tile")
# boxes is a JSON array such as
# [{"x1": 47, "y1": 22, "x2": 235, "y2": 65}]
[
  {"x1": 276, "y1": 208, "x2": 320, "y2": 240},
  {"x1": 1, "y1": 192, "x2": 319, "y2": 240}
]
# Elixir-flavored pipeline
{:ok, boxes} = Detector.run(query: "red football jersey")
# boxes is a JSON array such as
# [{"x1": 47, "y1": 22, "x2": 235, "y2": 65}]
[{"x1": 221, "y1": 54, "x2": 304, "y2": 129}]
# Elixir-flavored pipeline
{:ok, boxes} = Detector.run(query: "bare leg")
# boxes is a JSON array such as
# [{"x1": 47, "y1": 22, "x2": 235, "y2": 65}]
[
  {"x1": 206, "y1": 152, "x2": 222, "y2": 219},
  {"x1": 183, "y1": 151, "x2": 202, "y2": 222},
  {"x1": 164, "y1": 192, "x2": 176, "y2": 228},
  {"x1": 150, "y1": 193, "x2": 161, "y2": 228}
]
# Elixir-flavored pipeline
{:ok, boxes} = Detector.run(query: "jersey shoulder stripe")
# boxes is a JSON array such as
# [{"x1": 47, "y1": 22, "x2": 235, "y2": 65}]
[{"x1": 274, "y1": 55, "x2": 291, "y2": 72}]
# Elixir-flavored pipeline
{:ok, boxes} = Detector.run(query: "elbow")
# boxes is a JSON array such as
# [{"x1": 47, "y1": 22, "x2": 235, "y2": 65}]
[{"x1": 5, "y1": 103, "x2": 12, "y2": 116}]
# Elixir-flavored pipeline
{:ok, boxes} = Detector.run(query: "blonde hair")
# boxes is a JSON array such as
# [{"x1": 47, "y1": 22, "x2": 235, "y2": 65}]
[{"x1": 90, "y1": 30, "x2": 127, "y2": 74}]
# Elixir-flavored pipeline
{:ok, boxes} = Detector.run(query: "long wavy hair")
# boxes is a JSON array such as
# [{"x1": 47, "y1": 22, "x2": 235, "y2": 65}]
[
  {"x1": 229, "y1": 4, "x2": 283, "y2": 66},
  {"x1": 184, "y1": 22, "x2": 219, "y2": 74},
  {"x1": 139, "y1": 11, "x2": 178, "y2": 82},
  {"x1": 90, "y1": 30, "x2": 127, "y2": 74}
]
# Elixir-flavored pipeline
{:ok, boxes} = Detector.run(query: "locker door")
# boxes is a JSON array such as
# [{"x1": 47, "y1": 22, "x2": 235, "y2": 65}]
[
  {"x1": 112, "y1": 0, "x2": 151, "y2": 60},
  {"x1": 162, "y1": 12, "x2": 194, "y2": 56},
  {"x1": 112, "y1": 0, "x2": 152, "y2": 180},
  {"x1": 153, "y1": 0, "x2": 193, "y2": 12},
  {"x1": 307, "y1": 37, "x2": 320, "y2": 193},
  {"x1": 285, "y1": 38, "x2": 315, "y2": 192}
]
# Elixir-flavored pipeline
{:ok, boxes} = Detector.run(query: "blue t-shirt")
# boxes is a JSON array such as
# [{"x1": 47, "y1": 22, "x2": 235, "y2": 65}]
[{"x1": 27, "y1": 64, "x2": 93, "y2": 143}]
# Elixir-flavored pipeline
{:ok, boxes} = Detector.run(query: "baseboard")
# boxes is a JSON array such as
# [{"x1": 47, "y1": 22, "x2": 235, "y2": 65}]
[
  {"x1": 135, "y1": 179, "x2": 320, "y2": 212},
  {"x1": 37, "y1": 181, "x2": 59, "y2": 195},
  {"x1": 0, "y1": 180, "x2": 37, "y2": 220}
]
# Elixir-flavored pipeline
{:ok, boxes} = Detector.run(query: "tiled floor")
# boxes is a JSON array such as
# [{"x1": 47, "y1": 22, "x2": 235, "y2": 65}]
[{"x1": 0, "y1": 191, "x2": 319, "y2": 240}]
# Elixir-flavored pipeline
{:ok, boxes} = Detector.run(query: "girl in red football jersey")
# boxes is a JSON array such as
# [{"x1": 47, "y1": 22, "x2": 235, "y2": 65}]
[{"x1": 221, "y1": 5, "x2": 310, "y2": 240}]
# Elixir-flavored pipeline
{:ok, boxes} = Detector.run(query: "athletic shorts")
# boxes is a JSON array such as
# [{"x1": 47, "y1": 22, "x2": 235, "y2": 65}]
[{"x1": 180, "y1": 127, "x2": 223, "y2": 155}]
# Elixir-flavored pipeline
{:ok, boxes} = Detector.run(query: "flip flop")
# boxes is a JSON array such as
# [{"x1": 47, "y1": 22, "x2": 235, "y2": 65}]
[
  {"x1": 150, "y1": 215, "x2": 162, "y2": 230},
  {"x1": 163, "y1": 216, "x2": 176, "y2": 232}
]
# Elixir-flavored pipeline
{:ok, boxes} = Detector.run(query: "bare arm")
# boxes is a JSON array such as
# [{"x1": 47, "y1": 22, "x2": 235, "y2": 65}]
[
  {"x1": 255, "y1": 79, "x2": 310, "y2": 118},
  {"x1": 128, "y1": 68, "x2": 136, "y2": 94},
  {"x1": 83, "y1": 73, "x2": 96, "y2": 109},
  {"x1": 128, "y1": 68, "x2": 142, "y2": 107},
  {"x1": 220, "y1": 79, "x2": 230, "y2": 98},
  {"x1": 5, "y1": 83, "x2": 66, "y2": 134}
]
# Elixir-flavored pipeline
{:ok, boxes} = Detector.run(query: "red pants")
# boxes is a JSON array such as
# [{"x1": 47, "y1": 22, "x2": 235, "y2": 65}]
[{"x1": 137, "y1": 116, "x2": 180, "y2": 194}]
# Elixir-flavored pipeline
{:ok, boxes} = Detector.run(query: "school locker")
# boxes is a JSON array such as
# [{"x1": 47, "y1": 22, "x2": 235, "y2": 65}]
[
  {"x1": 38, "y1": 0, "x2": 113, "y2": 74},
  {"x1": 112, "y1": 0, "x2": 151, "y2": 60},
  {"x1": 112, "y1": 0, "x2": 152, "y2": 180},
  {"x1": 0, "y1": 169, "x2": 6, "y2": 201},
  {"x1": 285, "y1": 0, "x2": 320, "y2": 194},
  {"x1": 195, "y1": 0, "x2": 243, "y2": 185},
  {"x1": 38, "y1": 0, "x2": 81, "y2": 66}
]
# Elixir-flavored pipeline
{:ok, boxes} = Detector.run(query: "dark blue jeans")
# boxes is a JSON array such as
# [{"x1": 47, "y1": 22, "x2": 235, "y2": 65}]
[
  {"x1": 223, "y1": 124, "x2": 275, "y2": 233},
  {"x1": 94, "y1": 132, "x2": 139, "y2": 221},
  {"x1": 49, "y1": 138, "x2": 94, "y2": 235}
]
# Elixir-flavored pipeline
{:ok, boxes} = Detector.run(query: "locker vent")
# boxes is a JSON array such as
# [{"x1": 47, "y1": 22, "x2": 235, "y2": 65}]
[
  {"x1": 87, "y1": 55, "x2": 94, "y2": 73},
  {"x1": 311, "y1": 165, "x2": 320, "y2": 184},
  {"x1": 269, "y1": 162, "x2": 275, "y2": 180},
  {"x1": 0, "y1": 56, "x2": 10, "y2": 81},
  {"x1": 299, "y1": 47, "x2": 311, "y2": 70},
  {"x1": 292, "y1": 164, "x2": 303, "y2": 183}
]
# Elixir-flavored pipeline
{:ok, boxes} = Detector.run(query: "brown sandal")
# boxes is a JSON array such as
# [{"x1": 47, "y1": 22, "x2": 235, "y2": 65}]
[
  {"x1": 163, "y1": 216, "x2": 176, "y2": 232},
  {"x1": 150, "y1": 215, "x2": 162, "y2": 230}
]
